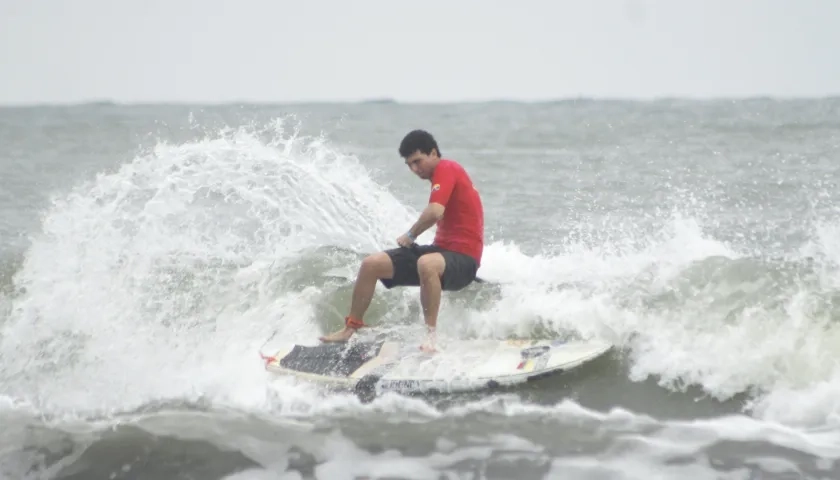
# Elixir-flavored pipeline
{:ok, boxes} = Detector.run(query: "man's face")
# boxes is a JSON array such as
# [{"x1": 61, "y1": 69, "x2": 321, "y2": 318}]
[{"x1": 404, "y1": 149, "x2": 438, "y2": 180}]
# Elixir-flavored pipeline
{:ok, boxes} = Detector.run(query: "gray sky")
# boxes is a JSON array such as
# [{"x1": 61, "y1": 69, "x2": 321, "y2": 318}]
[{"x1": 1, "y1": 0, "x2": 838, "y2": 104}]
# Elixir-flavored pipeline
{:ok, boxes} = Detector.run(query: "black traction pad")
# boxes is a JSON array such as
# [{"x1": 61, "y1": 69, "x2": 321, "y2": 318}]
[{"x1": 278, "y1": 341, "x2": 384, "y2": 377}]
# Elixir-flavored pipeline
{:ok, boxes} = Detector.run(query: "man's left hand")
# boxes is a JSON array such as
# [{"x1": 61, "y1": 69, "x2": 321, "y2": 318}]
[{"x1": 397, "y1": 233, "x2": 414, "y2": 248}]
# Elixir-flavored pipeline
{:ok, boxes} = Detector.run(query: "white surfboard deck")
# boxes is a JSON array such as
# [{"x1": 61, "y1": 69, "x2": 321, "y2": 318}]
[{"x1": 261, "y1": 337, "x2": 612, "y2": 395}]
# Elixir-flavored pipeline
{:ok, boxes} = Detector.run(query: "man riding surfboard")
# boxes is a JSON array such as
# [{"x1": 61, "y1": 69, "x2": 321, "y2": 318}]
[{"x1": 319, "y1": 129, "x2": 485, "y2": 352}]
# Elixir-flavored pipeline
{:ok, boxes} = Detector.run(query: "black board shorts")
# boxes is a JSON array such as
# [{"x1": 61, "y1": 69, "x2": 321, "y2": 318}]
[{"x1": 380, "y1": 244, "x2": 478, "y2": 291}]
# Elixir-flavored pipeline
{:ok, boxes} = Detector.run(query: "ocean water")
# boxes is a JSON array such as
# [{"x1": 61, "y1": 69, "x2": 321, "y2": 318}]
[{"x1": 1, "y1": 99, "x2": 840, "y2": 479}]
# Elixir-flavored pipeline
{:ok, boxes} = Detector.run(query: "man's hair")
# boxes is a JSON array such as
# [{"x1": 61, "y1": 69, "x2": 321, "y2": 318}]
[{"x1": 399, "y1": 129, "x2": 440, "y2": 158}]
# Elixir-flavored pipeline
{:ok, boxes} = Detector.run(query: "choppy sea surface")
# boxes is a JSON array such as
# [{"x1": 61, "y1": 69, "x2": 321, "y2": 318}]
[{"x1": 1, "y1": 99, "x2": 840, "y2": 479}]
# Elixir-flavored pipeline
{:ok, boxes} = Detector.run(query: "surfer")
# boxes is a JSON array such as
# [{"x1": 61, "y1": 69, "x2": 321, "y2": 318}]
[{"x1": 319, "y1": 129, "x2": 484, "y2": 352}]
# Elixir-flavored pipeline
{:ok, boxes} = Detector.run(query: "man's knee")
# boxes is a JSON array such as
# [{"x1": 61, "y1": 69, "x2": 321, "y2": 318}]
[
  {"x1": 417, "y1": 253, "x2": 445, "y2": 279},
  {"x1": 359, "y1": 252, "x2": 394, "y2": 279}
]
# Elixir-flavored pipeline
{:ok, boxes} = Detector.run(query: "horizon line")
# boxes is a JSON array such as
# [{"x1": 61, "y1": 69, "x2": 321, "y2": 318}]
[{"x1": 1, "y1": 94, "x2": 839, "y2": 108}]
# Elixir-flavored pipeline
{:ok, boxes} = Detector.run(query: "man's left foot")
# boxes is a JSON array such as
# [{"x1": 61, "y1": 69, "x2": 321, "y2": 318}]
[
  {"x1": 320, "y1": 316, "x2": 366, "y2": 343},
  {"x1": 319, "y1": 327, "x2": 355, "y2": 342}
]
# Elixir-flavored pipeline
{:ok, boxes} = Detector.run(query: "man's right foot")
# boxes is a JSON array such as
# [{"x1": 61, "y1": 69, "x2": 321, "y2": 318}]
[{"x1": 319, "y1": 327, "x2": 355, "y2": 343}]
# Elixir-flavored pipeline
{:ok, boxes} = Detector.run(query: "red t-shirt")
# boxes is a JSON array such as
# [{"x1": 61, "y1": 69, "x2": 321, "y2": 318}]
[{"x1": 428, "y1": 159, "x2": 484, "y2": 266}]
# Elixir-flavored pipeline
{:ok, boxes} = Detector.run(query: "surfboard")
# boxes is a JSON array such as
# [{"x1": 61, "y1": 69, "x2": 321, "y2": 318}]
[{"x1": 260, "y1": 337, "x2": 612, "y2": 398}]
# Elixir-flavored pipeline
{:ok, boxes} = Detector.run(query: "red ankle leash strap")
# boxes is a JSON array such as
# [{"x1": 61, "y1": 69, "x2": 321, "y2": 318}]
[{"x1": 345, "y1": 316, "x2": 366, "y2": 329}]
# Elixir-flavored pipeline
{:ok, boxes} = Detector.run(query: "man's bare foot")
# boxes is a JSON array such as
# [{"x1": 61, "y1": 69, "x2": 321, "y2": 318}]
[
  {"x1": 419, "y1": 330, "x2": 437, "y2": 353},
  {"x1": 319, "y1": 327, "x2": 355, "y2": 343}
]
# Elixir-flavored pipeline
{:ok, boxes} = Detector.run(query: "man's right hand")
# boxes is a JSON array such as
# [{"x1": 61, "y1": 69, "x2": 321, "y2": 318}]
[{"x1": 396, "y1": 232, "x2": 414, "y2": 248}]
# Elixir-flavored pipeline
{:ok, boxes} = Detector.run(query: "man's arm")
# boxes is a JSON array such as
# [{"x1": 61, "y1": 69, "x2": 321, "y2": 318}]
[
  {"x1": 399, "y1": 162, "x2": 454, "y2": 245},
  {"x1": 406, "y1": 202, "x2": 445, "y2": 240}
]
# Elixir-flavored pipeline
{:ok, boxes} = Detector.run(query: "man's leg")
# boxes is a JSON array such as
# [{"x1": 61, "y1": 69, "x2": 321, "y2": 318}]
[
  {"x1": 416, "y1": 249, "x2": 478, "y2": 352},
  {"x1": 416, "y1": 253, "x2": 446, "y2": 352},
  {"x1": 319, "y1": 251, "x2": 395, "y2": 342}
]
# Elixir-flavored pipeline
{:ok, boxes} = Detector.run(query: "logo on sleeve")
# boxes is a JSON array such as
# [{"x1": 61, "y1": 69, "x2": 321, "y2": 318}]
[{"x1": 432, "y1": 184, "x2": 440, "y2": 191}]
